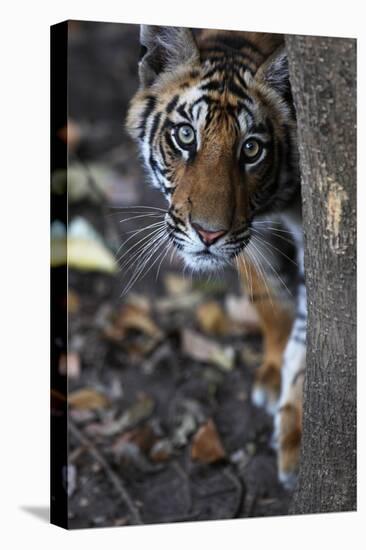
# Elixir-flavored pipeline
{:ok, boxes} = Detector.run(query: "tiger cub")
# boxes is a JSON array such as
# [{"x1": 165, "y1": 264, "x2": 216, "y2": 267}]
[{"x1": 126, "y1": 26, "x2": 306, "y2": 489}]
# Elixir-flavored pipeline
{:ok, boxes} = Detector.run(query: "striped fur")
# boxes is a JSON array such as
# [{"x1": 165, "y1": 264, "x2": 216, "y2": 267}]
[{"x1": 126, "y1": 26, "x2": 306, "y2": 489}]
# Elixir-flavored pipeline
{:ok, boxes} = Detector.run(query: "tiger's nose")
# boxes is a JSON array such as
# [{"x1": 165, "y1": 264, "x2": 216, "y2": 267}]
[{"x1": 192, "y1": 223, "x2": 227, "y2": 246}]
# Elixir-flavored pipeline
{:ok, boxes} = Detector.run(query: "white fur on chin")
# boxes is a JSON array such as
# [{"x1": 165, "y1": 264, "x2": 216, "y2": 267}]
[{"x1": 178, "y1": 249, "x2": 226, "y2": 273}]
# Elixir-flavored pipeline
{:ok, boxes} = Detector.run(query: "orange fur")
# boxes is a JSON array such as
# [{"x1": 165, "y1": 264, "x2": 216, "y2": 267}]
[
  {"x1": 237, "y1": 260, "x2": 293, "y2": 402},
  {"x1": 126, "y1": 26, "x2": 304, "y2": 488}
]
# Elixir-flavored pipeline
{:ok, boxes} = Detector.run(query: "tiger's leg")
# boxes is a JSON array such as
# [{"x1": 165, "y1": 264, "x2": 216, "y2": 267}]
[
  {"x1": 237, "y1": 260, "x2": 294, "y2": 416},
  {"x1": 274, "y1": 268, "x2": 306, "y2": 489},
  {"x1": 238, "y1": 249, "x2": 305, "y2": 489}
]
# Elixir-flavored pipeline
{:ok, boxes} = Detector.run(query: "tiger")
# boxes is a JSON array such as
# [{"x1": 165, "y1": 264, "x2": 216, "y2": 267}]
[{"x1": 126, "y1": 25, "x2": 306, "y2": 489}]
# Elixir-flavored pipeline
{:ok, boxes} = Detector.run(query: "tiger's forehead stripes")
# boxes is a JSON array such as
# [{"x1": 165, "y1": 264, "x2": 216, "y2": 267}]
[
  {"x1": 131, "y1": 55, "x2": 261, "y2": 149},
  {"x1": 127, "y1": 27, "x2": 299, "y2": 218},
  {"x1": 162, "y1": 84, "x2": 251, "y2": 153}
]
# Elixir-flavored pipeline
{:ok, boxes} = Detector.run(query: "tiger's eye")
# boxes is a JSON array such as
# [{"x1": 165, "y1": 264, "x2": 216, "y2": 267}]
[
  {"x1": 174, "y1": 124, "x2": 196, "y2": 149},
  {"x1": 242, "y1": 138, "x2": 263, "y2": 163}
]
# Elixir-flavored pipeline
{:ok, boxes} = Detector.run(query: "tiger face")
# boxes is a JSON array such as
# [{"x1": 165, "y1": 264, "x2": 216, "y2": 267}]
[{"x1": 127, "y1": 26, "x2": 299, "y2": 271}]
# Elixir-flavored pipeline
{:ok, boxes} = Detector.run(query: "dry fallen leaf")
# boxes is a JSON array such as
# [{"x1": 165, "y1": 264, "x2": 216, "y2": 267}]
[
  {"x1": 112, "y1": 425, "x2": 158, "y2": 455},
  {"x1": 57, "y1": 119, "x2": 82, "y2": 150},
  {"x1": 182, "y1": 329, "x2": 235, "y2": 371},
  {"x1": 103, "y1": 324, "x2": 124, "y2": 343},
  {"x1": 225, "y1": 294, "x2": 261, "y2": 332},
  {"x1": 164, "y1": 273, "x2": 191, "y2": 296},
  {"x1": 103, "y1": 303, "x2": 161, "y2": 347},
  {"x1": 69, "y1": 388, "x2": 109, "y2": 410},
  {"x1": 52, "y1": 161, "x2": 136, "y2": 205},
  {"x1": 68, "y1": 290, "x2": 80, "y2": 314},
  {"x1": 191, "y1": 419, "x2": 226, "y2": 464},
  {"x1": 172, "y1": 411, "x2": 197, "y2": 448},
  {"x1": 59, "y1": 352, "x2": 81, "y2": 379},
  {"x1": 150, "y1": 439, "x2": 173, "y2": 462},
  {"x1": 67, "y1": 237, "x2": 117, "y2": 273},
  {"x1": 171, "y1": 398, "x2": 205, "y2": 448},
  {"x1": 51, "y1": 218, "x2": 118, "y2": 273},
  {"x1": 196, "y1": 301, "x2": 230, "y2": 336},
  {"x1": 111, "y1": 441, "x2": 156, "y2": 472},
  {"x1": 116, "y1": 304, "x2": 162, "y2": 338},
  {"x1": 69, "y1": 408, "x2": 96, "y2": 424},
  {"x1": 154, "y1": 292, "x2": 202, "y2": 314},
  {"x1": 125, "y1": 339, "x2": 157, "y2": 360},
  {"x1": 125, "y1": 293, "x2": 151, "y2": 314},
  {"x1": 85, "y1": 395, "x2": 155, "y2": 437}
]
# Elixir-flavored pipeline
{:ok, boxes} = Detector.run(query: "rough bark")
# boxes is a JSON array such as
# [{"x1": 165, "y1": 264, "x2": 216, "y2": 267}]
[{"x1": 285, "y1": 35, "x2": 356, "y2": 513}]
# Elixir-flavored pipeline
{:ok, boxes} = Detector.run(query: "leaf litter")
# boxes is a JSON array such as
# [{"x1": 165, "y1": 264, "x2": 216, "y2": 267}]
[
  {"x1": 66, "y1": 266, "x2": 291, "y2": 526},
  {"x1": 63, "y1": 22, "x2": 293, "y2": 527}
]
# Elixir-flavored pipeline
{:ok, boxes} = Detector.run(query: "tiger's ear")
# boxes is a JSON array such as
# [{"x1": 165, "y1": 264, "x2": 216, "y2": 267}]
[
  {"x1": 138, "y1": 25, "x2": 199, "y2": 87},
  {"x1": 255, "y1": 46, "x2": 289, "y2": 96}
]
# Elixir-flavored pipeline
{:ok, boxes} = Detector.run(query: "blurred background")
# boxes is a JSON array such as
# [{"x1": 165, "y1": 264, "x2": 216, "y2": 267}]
[{"x1": 51, "y1": 20, "x2": 291, "y2": 528}]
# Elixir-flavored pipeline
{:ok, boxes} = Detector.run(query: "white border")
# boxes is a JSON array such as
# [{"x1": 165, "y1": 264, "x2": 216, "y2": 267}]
[{"x1": 0, "y1": 0, "x2": 363, "y2": 548}]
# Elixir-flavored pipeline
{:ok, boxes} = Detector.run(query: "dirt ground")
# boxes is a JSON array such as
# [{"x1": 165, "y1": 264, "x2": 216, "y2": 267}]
[{"x1": 57, "y1": 20, "x2": 293, "y2": 528}]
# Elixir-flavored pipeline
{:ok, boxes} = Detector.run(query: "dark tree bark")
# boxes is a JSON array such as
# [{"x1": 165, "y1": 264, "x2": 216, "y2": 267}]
[{"x1": 285, "y1": 35, "x2": 356, "y2": 513}]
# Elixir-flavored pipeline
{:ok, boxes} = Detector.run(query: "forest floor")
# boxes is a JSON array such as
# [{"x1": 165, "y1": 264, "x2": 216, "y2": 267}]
[
  {"x1": 66, "y1": 266, "x2": 292, "y2": 528},
  {"x1": 55, "y1": 20, "x2": 293, "y2": 528}
]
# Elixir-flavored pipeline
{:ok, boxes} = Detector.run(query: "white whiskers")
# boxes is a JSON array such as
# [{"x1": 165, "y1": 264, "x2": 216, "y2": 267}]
[{"x1": 111, "y1": 205, "x2": 173, "y2": 296}]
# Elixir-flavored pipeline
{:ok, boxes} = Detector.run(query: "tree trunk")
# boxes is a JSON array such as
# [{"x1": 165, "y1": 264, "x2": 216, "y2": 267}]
[{"x1": 285, "y1": 35, "x2": 356, "y2": 513}]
